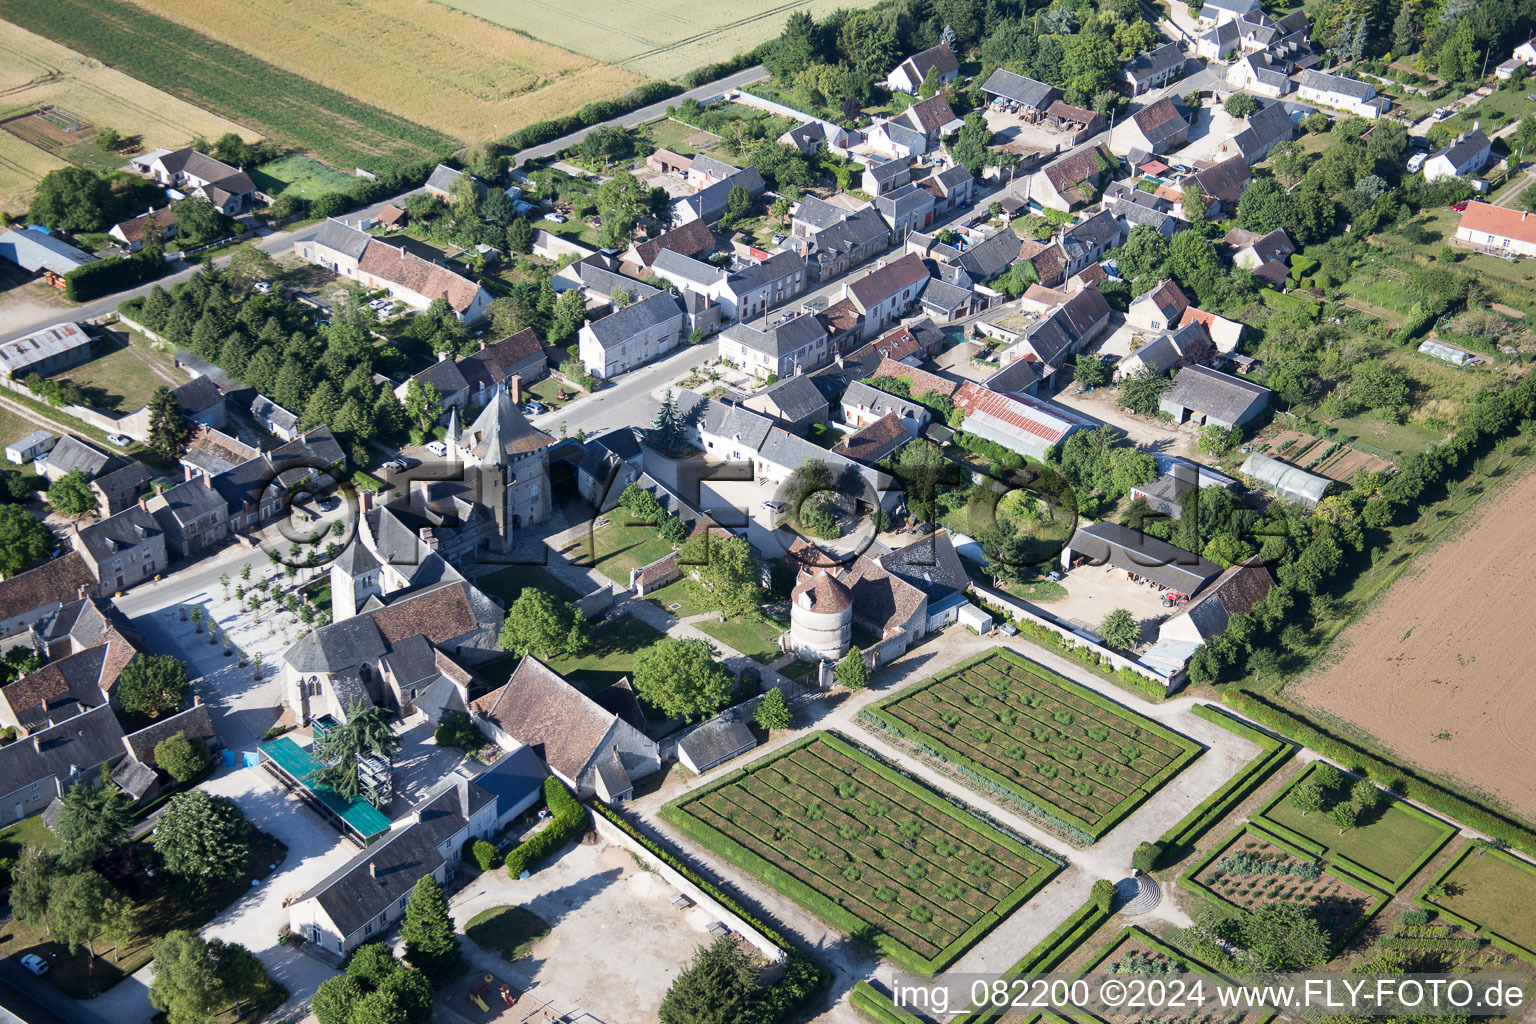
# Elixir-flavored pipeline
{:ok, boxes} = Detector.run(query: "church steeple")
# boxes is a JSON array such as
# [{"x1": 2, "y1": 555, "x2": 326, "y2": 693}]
[{"x1": 446, "y1": 405, "x2": 461, "y2": 459}]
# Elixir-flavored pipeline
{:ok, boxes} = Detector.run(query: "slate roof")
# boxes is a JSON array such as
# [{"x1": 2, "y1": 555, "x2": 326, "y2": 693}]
[
  {"x1": 43, "y1": 435, "x2": 111, "y2": 477},
  {"x1": 75, "y1": 506, "x2": 160, "y2": 563},
  {"x1": 842, "y1": 381, "x2": 928, "y2": 424},
  {"x1": 584, "y1": 291, "x2": 682, "y2": 346},
  {"x1": 1067, "y1": 520, "x2": 1223, "y2": 593},
  {"x1": 652, "y1": 248, "x2": 725, "y2": 287},
  {"x1": 1062, "y1": 211, "x2": 1121, "y2": 263},
  {"x1": 1435, "y1": 129, "x2": 1491, "y2": 168},
  {"x1": 460, "y1": 384, "x2": 556, "y2": 459},
  {"x1": 171, "y1": 376, "x2": 224, "y2": 415},
  {"x1": 794, "y1": 196, "x2": 850, "y2": 232},
  {"x1": 1301, "y1": 70, "x2": 1375, "y2": 101},
  {"x1": 124, "y1": 703, "x2": 216, "y2": 766},
  {"x1": 896, "y1": 42, "x2": 959, "y2": 84},
  {"x1": 312, "y1": 218, "x2": 372, "y2": 260},
  {"x1": 1162, "y1": 365, "x2": 1271, "y2": 423},
  {"x1": 0, "y1": 703, "x2": 125, "y2": 799},
  {"x1": 688, "y1": 154, "x2": 738, "y2": 181},
  {"x1": 726, "y1": 250, "x2": 805, "y2": 295},
  {"x1": 756, "y1": 374, "x2": 827, "y2": 422},
  {"x1": 920, "y1": 277, "x2": 975, "y2": 314},
  {"x1": 956, "y1": 229, "x2": 1020, "y2": 282},
  {"x1": 678, "y1": 719, "x2": 756, "y2": 771},
  {"x1": 633, "y1": 219, "x2": 716, "y2": 267},
  {"x1": 847, "y1": 253, "x2": 929, "y2": 308},
  {"x1": 1126, "y1": 42, "x2": 1184, "y2": 82},
  {"x1": 474, "y1": 744, "x2": 547, "y2": 818},
  {"x1": 865, "y1": 159, "x2": 910, "y2": 185},
  {"x1": 425, "y1": 163, "x2": 487, "y2": 197},
  {"x1": 982, "y1": 69, "x2": 1057, "y2": 109},
  {"x1": 878, "y1": 531, "x2": 969, "y2": 599},
  {"x1": 705, "y1": 402, "x2": 774, "y2": 450},
  {"x1": 250, "y1": 394, "x2": 299, "y2": 434},
  {"x1": 470, "y1": 655, "x2": 620, "y2": 780},
  {"x1": 1137, "y1": 280, "x2": 1190, "y2": 322},
  {"x1": 1170, "y1": 558, "x2": 1275, "y2": 639},
  {"x1": 92, "y1": 460, "x2": 152, "y2": 510}
]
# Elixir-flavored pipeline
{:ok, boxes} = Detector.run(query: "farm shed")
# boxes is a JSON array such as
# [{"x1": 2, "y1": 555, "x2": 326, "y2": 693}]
[
  {"x1": 1241, "y1": 452, "x2": 1330, "y2": 505},
  {"x1": 1060, "y1": 520, "x2": 1224, "y2": 594},
  {"x1": 1418, "y1": 339, "x2": 1474, "y2": 366},
  {"x1": 677, "y1": 718, "x2": 758, "y2": 774},
  {"x1": 1159, "y1": 365, "x2": 1271, "y2": 430}
]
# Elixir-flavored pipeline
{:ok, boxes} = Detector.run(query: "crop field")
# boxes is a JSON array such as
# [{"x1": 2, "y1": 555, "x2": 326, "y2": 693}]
[
  {"x1": 662, "y1": 732, "x2": 1060, "y2": 971},
  {"x1": 1255, "y1": 763, "x2": 1456, "y2": 890},
  {"x1": 1247, "y1": 427, "x2": 1394, "y2": 483},
  {"x1": 860, "y1": 649, "x2": 1201, "y2": 841},
  {"x1": 1188, "y1": 826, "x2": 1386, "y2": 941},
  {"x1": 125, "y1": 0, "x2": 638, "y2": 141},
  {"x1": 1423, "y1": 844, "x2": 1536, "y2": 959},
  {"x1": 0, "y1": 18, "x2": 255, "y2": 208},
  {"x1": 1288, "y1": 460, "x2": 1536, "y2": 824},
  {"x1": 0, "y1": 0, "x2": 452, "y2": 171},
  {"x1": 437, "y1": 0, "x2": 882, "y2": 81}
]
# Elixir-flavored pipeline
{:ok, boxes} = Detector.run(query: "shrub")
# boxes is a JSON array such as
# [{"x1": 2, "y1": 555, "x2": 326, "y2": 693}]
[
  {"x1": 471, "y1": 839, "x2": 500, "y2": 871},
  {"x1": 1132, "y1": 841, "x2": 1162, "y2": 874},
  {"x1": 1090, "y1": 878, "x2": 1116, "y2": 914},
  {"x1": 502, "y1": 776, "x2": 587, "y2": 877}
]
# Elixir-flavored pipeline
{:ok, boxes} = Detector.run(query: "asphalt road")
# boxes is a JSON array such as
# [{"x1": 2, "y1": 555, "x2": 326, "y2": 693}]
[{"x1": 531, "y1": 337, "x2": 719, "y2": 438}]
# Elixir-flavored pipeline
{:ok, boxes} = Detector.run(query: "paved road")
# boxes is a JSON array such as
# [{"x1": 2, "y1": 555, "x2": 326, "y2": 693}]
[{"x1": 530, "y1": 337, "x2": 718, "y2": 438}]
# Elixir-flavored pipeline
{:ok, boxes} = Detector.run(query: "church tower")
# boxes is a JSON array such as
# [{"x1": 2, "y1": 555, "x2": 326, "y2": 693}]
[{"x1": 330, "y1": 539, "x2": 382, "y2": 621}]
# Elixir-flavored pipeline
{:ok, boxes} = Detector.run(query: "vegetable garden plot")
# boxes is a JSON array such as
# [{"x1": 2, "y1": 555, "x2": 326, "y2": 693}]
[
  {"x1": 663, "y1": 732, "x2": 1060, "y2": 972},
  {"x1": 862, "y1": 649, "x2": 1201, "y2": 840}
]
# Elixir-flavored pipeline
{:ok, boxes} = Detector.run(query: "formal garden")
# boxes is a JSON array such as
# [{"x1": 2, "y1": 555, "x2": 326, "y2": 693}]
[
  {"x1": 1418, "y1": 842, "x2": 1536, "y2": 962},
  {"x1": 1185, "y1": 825, "x2": 1388, "y2": 946},
  {"x1": 858, "y1": 649, "x2": 1201, "y2": 843},
  {"x1": 1074, "y1": 927, "x2": 1258, "y2": 1024},
  {"x1": 661, "y1": 731, "x2": 1061, "y2": 972},
  {"x1": 1254, "y1": 762, "x2": 1457, "y2": 891}
]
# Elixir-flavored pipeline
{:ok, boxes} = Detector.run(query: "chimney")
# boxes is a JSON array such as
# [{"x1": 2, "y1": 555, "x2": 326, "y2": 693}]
[
  {"x1": 138, "y1": 496, "x2": 148, "y2": 512},
  {"x1": 31, "y1": 736, "x2": 40, "y2": 754},
  {"x1": 510, "y1": 374, "x2": 522, "y2": 405},
  {"x1": 359, "y1": 490, "x2": 372, "y2": 513},
  {"x1": 368, "y1": 861, "x2": 377, "y2": 880},
  {"x1": 203, "y1": 471, "x2": 215, "y2": 489},
  {"x1": 193, "y1": 694, "x2": 201, "y2": 706}
]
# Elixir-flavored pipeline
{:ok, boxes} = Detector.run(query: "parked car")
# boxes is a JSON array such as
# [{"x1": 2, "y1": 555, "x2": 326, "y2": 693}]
[
  {"x1": 382, "y1": 459, "x2": 407, "y2": 472},
  {"x1": 106, "y1": 433, "x2": 132, "y2": 447},
  {"x1": 425, "y1": 441, "x2": 449, "y2": 457},
  {"x1": 19, "y1": 955, "x2": 48, "y2": 976},
  {"x1": 1046, "y1": 570, "x2": 1064, "y2": 582},
  {"x1": 761, "y1": 501, "x2": 785, "y2": 512},
  {"x1": 546, "y1": 214, "x2": 567, "y2": 223},
  {"x1": 1407, "y1": 153, "x2": 1427, "y2": 173},
  {"x1": 1452, "y1": 201, "x2": 1470, "y2": 211},
  {"x1": 253, "y1": 281, "x2": 272, "y2": 294}
]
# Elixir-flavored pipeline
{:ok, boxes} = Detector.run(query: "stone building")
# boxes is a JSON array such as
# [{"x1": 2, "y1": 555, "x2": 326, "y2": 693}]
[{"x1": 788, "y1": 569, "x2": 854, "y2": 661}]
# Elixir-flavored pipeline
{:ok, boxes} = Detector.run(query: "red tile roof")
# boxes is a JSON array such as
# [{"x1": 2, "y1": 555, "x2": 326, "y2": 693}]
[
  {"x1": 831, "y1": 411, "x2": 908, "y2": 462},
  {"x1": 358, "y1": 239, "x2": 482, "y2": 313},
  {"x1": 0, "y1": 552, "x2": 96, "y2": 617},
  {"x1": 371, "y1": 585, "x2": 481, "y2": 647},
  {"x1": 469, "y1": 655, "x2": 620, "y2": 780},
  {"x1": 792, "y1": 568, "x2": 853, "y2": 613},
  {"x1": 1456, "y1": 201, "x2": 1536, "y2": 245},
  {"x1": 953, "y1": 381, "x2": 1077, "y2": 445},
  {"x1": 633, "y1": 219, "x2": 716, "y2": 267}
]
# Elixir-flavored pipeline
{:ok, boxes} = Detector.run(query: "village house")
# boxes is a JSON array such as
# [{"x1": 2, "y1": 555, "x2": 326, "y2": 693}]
[
  {"x1": 670, "y1": 166, "x2": 767, "y2": 225},
  {"x1": 423, "y1": 163, "x2": 489, "y2": 202},
  {"x1": 1214, "y1": 101, "x2": 1296, "y2": 163},
  {"x1": 1455, "y1": 200, "x2": 1536, "y2": 256},
  {"x1": 396, "y1": 330, "x2": 547, "y2": 416},
  {"x1": 718, "y1": 314, "x2": 830, "y2": 379},
  {"x1": 131, "y1": 147, "x2": 258, "y2": 213},
  {"x1": 622, "y1": 219, "x2": 717, "y2": 273},
  {"x1": 1128, "y1": 280, "x2": 1191, "y2": 331},
  {"x1": 862, "y1": 159, "x2": 913, "y2": 198},
  {"x1": 843, "y1": 253, "x2": 931, "y2": 340},
  {"x1": 72, "y1": 505, "x2": 166, "y2": 596},
  {"x1": 1190, "y1": 156, "x2": 1253, "y2": 219},
  {"x1": 875, "y1": 182, "x2": 937, "y2": 240},
  {"x1": 1424, "y1": 130, "x2": 1492, "y2": 182},
  {"x1": 787, "y1": 202, "x2": 891, "y2": 283},
  {"x1": 578, "y1": 291, "x2": 685, "y2": 380},
  {"x1": 1112, "y1": 96, "x2": 1192, "y2": 155},
  {"x1": 294, "y1": 220, "x2": 491, "y2": 322},
  {"x1": 1115, "y1": 321, "x2": 1214, "y2": 379},
  {"x1": 1060, "y1": 211, "x2": 1123, "y2": 277},
  {"x1": 744, "y1": 374, "x2": 829, "y2": 432},
  {"x1": 1030, "y1": 145, "x2": 1118, "y2": 212},
  {"x1": 1124, "y1": 42, "x2": 1185, "y2": 95},
  {"x1": 1226, "y1": 226, "x2": 1294, "y2": 272},
  {"x1": 841, "y1": 380, "x2": 931, "y2": 433},
  {"x1": 884, "y1": 42, "x2": 959, "y2": 95},
  {"x1": 1298, "y1": 70, "x2": 1389, "y2": 118},
  {"x1": 108, "y1": 207, "x2": 177, "y2": 252},
  {"x1": 1179, "y1": 307, "x2": 1244, "y2": 353}
]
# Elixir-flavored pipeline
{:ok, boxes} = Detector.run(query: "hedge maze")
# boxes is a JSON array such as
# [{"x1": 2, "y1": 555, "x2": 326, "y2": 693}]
[
  {"x1": 663, "y1": 732, "x2": 1060, "y2": 972},
  {"x1": 862, "y1": 649, "x2": 1200, "y2": 841}
]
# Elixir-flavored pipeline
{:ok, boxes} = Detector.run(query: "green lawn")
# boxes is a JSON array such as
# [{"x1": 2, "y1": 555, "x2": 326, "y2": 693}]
[
  {"x1": 525, "y1": 378, "x2": 573, "y2": 411},
  {"x1": 636, "y1": 117, "x2": 716, "y2": 156},
  {"x1": 250, "y1": 155, "x2": 358, "y2": 200},
  {"x1": 1430, "y1": 845, "x2": 1536, "y2": 953},
  {"x1": 695, "y1": 614, "x2": 784, "y2": 664},
  {"x1": 50, "y1": 327, "x2": 181, "y2": 413},
  {"x1": 1313, "y1": 410, "x2": 1444, "y2": 459},
  {"x1": 0, "y1": 815, "x2": 60, "y2": 880},
  {"x1": 1259, "y1": 766, "x2": 1456, "y2": 887},
  {"x1": 544, "y1": 615, "x2": 667, "y2": 693},
  {"x1": 477, "y1": 564, "x2": 582, "y2": 607},
  {"x1": 465, "y1": 905, "x2": 549, "y2": 960},
  {"x1": 561, "y1": 522, "x2": 676, "y2": 585},
  {"x1": 642, "y1": 577, "x2": 710, "y2": 618}
]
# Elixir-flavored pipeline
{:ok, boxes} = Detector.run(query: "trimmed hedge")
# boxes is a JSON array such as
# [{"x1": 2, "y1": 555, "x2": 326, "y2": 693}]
[
  {"x1": 469, "y1": 839, "x2": 500, "y2": 871},
  {"x1": 63, "y1": 249, "x2": 170, "y2": 301},
  {"x1": 503, "y1": 776, "x2": 587, "y2": 877},
  {"x1": 661, "y1": 730, "x2": 1063, "y2": 974},
  {"x1": 851, "y1": 981, "x2": 924, "y2": 1024},
  {"x1": 1154, "y1": 705, "x2": 1292, "y2": 869},
  {"x1": 1222, "y1": 689, "x2": 1536, "y2": 857},
  {"x1": 947, "y1": 896, "x2": 1111, "y2": 1024},
  {"x1": 1379, "y1": 937, "x2": 1482, "y2": 951}
]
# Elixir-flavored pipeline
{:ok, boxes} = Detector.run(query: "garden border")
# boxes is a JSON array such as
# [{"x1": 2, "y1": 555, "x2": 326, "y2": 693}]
[
  {"x1": 660, "y1": 730, "x2": 1063, "y2": 974},
  {"x1": 1415, "y1": 842, "x2": 1536, "y2": 965}
]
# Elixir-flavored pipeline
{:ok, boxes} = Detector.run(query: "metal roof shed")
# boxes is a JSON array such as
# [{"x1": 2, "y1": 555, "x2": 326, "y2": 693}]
[{"x1": 1241, "y1": 452, "x2": 1330, "y2": 505}]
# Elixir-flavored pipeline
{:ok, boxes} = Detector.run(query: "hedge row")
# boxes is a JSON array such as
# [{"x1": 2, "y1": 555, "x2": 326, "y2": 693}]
[
  {"x1": 1379, "y1": 937, "x2": 1482, "y2": 951},
  {"x1": 504, "y1": 80, "x2": 684, "y2": 152},
  {"x1": 851, "y1": 981, "x2": 924, "y2": 1024},
  {"x1": 947, "y1": 896, "x2": 1111, "y2": 1024},
  {"x1": 63, "y1": 249, "x2": 171, "y2": 301},
  {"x1": 503, "y1": 776, "x2": 587, "y2": 877},
  {"x1": 1153, "y1": 705, "x2": 1292, "y2": 869},
  {"x1": 1222, "y1": 689, "x2": 1536, "y2": 857}
]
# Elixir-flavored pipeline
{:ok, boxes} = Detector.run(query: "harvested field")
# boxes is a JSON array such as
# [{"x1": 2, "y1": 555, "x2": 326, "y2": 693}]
[
  {"x1": 1289, "y1": 460, "x2": 1536, "y2": 823},
  {"x1": 662, "y1": 731, "x2": 1060, "y2": 971},
  {"x1": 127, "y1": 0, "x2": 640, "y2": 140},
  {"x1": 439, "y1": 0, "x2": 884, "y2": 81},
  {"x1": 0, "y1": 18, "x2": 255, "y2": 208},
  {"x1": 0, "y1": 0, "x2": 451, "y2": 171}
]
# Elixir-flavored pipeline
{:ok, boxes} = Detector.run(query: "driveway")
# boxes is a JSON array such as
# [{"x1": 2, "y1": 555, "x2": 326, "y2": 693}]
[
  {"x1": 1052, "y1": 386, "x2": 1196, "y2": 458},
  {"x1": 197, "y1": 767, "x2": 357, "y2": 1021}
]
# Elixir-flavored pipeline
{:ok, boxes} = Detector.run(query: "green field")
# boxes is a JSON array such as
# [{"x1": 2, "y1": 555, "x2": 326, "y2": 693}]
[
  {"x1": 662, "y1": 731, "x2": 1061, "y2": 971},
  {"x1": 1258, "y1": 764, "x2": 1456, "y2": 888},
  {"x1": 250, "y1": 155, "x2": 359, "y2": 199},
  {"x1": 50, "y1": 327, "x2": 181, "y2": 413},
  {"x1": 1426, "y1": 844, "x2": 1536, "y2": 957},
  {"x1": 860, "y1": 649, "x2": 1201, "y2": 841},
  {"x1": 696, "y1": 614, "x2": 784, "y2": 664},
  {"x1": 0, "y1": 0, "x2": 450, "y2": 172},
  {"x1": 544, "y1": 614, "x2": 667, "y2": 693},
  {"x1": 561, "y1": 521, "x2": 676, "y2": 585}
]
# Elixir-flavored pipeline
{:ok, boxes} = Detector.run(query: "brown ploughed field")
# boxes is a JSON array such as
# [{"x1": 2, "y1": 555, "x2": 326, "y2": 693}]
[{"x1": 1290, "y1": 463, "x2": 1536, "y2": 821}]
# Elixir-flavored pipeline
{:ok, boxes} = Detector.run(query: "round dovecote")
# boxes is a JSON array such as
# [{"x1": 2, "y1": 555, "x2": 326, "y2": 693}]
[{"x1": 788, "y1": 568, "x2": 853, "y2": 661}]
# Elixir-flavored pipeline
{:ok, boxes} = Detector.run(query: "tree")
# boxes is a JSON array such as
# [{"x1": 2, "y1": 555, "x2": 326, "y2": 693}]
[
  {"x1": 154, "y1": 731, "x2": 211, "y2": 783},
  {"x1": 28, "y1": 167, "x2": 112, "y2": 231},
  {"x1": 175, "y1": 196, "x2": 229, "y2": 244},
  {"x1": 309, "y1": 700, "x2": 401, "y2": 804},
  {"x1": 550, "y1": 287, "x2": 587, "y2": 344},
  {"x1": 95, "y1": 127, "x2": 123, "y2": 153},
  {"x1": 507, "y1": 214, "x2": 535, "y2": 254},
  {"x1": 150, "y1": 930, "x2": 273, "y2": 1024},
  {"x1": 1198, "y1": 424, "x2": 1240, "y2": 457},
  {"x1": 1350, "y1": 778, "x2": 1377, "y2": 811},
  {"x1": 47, "y1": 468, "x2": 98, "y2": 518},
  {"x1": 834, "y1": 647, "x2": 870, "y2": 689},
  {"x1": 146, "y1": 384, "x2": 190, "y2": 460},
  {"x1": 496, "y1": 588, "x2": 588, "y2": 659},
  {"x1": 633, "y1": 637, "x2": 733, "y2": 721},
  {"x1": 50, "y1": 869, "x2": 113, "y2": 960},
  {"x1": 1074, "y1": 354, "x2": 1112, "y2": 389},
  {"x1": 10, "y1": 847, "x2": 56, "y2": 930},
  {"x1": 313, "y1": 975, "x2": 366, "y2": 1024},
  {"x1": 1239, "y1": 901, "x2": 1331, "y2": 971},
  {"x1": 1328, "y1": 801, "x2": 1358, "y2": 833},
  {"x1": 225, "y1": 244, "x2": 279, "y2": 289},
  {"x1": 651, "y1": 388, "x2": 685, "y2": 450},
  {"x1": 0, "y1": 504, "x2": 52, "y2": 577},
  {"x1": 755, "y1": 687, "x2": 792, "y2": 730},
  {"x1": 1289, "y1": 778, "x2": 1324, "y2": 816},
  {"x1": 659, "y1": 934, "x2": 766, "y2": 1024},
  {"x1": 1223, "y1": 92, "x2": 1259, "y2": 118},
  {"x1": 434, "y1": 710, "x2": 485, "y2": 750},
  {"x1": 53, "y1": 764, "x2": 130, "y2": 869},
  {"x1": 1117, "y1": 366, "x2": 1172, "y2": 416},
  {"x1": 402, "y1": 378, "x2": 443, "y2": 440},
  {"x1": 1098, "y1": 608, "x2": 1140, "y2": 650},
  {"x1": 680, "y1": 533, "x2": 763, "y2": 620},
  {"x1": 118, "y1": 653, "x2": 189, "y2": 719},
  {"x1": 153, "y1": 788, "x2": 250, "y2": 882},
  {"x1": 401, "y1": 875, "x2": 460, "y2": 977}
]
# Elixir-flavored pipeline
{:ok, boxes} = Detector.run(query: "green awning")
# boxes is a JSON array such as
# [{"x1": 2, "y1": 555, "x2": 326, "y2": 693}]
[{"x1": 259, "y1": 736, "x2": 391, "y2": 839}]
